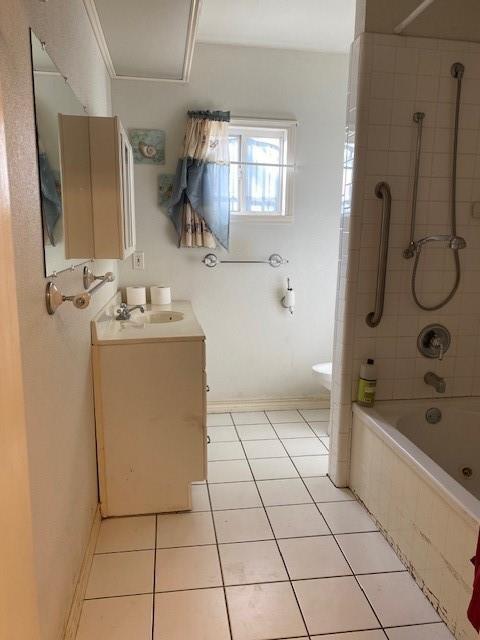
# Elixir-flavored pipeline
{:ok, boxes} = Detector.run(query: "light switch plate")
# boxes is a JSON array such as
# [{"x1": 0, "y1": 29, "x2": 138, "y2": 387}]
[{"x1": 133, "y1": 252, "x2": 145, "y2": 270}]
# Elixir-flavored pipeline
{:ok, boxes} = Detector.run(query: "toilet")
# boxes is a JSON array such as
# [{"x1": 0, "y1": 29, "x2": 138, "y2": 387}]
[{"x1": 312, "y1": 361, "x2": 332, "y2": 392}]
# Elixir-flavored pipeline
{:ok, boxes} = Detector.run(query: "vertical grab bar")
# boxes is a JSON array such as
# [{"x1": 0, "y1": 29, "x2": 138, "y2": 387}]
[
  {"x1": 366, "y1": 181, "x2": 392, "y2": 328},
  {"x1": 403, "y1": 112, "x2": 425, "y2": 259}
]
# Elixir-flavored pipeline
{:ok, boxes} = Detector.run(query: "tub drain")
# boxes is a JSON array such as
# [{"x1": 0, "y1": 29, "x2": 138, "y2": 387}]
[
  {"x1": 462, "y1": 467, "x2": 473, "y2": 478},
  {"x1": 425, "y1": 407, "x2": 441, "y2": 424}
]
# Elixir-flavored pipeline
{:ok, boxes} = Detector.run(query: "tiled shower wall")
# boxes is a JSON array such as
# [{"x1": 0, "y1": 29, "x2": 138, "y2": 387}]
[{"x1": 330, "y1": 32, "x2": 480, "y2": 486}]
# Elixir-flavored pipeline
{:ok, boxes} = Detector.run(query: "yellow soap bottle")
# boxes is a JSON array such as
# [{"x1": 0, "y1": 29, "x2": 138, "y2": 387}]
[{"x1": 357, "y1": 358, "x2": 377, "y2": 407}]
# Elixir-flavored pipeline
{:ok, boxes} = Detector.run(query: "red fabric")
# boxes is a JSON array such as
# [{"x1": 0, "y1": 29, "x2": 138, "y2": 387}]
[{"x1": 468, "y1": 530, "x2": 480, "y2": 632}]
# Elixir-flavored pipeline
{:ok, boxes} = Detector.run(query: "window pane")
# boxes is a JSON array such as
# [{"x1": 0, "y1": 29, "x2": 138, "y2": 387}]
[
  {"x1": 245, "y1": 136, "x2": 282, "y2": 213},
  {"x1": 229, "y1": 164, "x2": 240, "y2": 212},
  {"x1": 247, "y1": 136, "x2": 281, "y2": 164},
  {"x1": 228, "y1": 136, "x2": 241, "y2": 212},
  {"x1": 228, "y1": 135, "x2": 240, "y2": 161}
]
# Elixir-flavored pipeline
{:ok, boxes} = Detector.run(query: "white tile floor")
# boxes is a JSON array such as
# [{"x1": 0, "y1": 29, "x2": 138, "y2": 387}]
[{"x1": 76, "y1": 409, "x2": 454, "y2": 640}]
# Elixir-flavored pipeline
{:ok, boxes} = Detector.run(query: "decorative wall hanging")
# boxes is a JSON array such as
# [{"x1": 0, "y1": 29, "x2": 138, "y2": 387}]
[
  {"x1": 129, "y1": 128, "x2": 166, "y2": 164},
  {"x1": 158, "y1": 174, "x2": 175, "y2": 207}
]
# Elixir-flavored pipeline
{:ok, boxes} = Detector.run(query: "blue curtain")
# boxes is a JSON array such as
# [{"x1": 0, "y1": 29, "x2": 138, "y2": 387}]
[{"x1": 169, "y1": 110, "x2": 231, "y2": 249}]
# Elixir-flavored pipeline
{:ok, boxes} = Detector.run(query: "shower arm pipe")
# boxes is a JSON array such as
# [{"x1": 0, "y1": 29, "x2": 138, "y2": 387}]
[
  {"x1": 366, "y1": 181, "x2": 392, "y2": 328},
  {"x1": 393, "y1": 0, "x2": 437, "y2": 34},
  {"x1": 403, "y1": 112, "x2": 425, "y2": 259}
]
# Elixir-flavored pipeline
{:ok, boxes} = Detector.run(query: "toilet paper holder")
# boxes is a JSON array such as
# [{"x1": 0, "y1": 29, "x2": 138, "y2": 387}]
[{"x1": 281, "y1": 277, "x2": 295, "y2": 315}]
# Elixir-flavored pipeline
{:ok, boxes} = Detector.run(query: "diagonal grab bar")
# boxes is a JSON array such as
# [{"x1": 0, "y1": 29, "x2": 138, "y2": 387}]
[{"x1": 366, "y1": 181, "x2": 392, "y2": 328}]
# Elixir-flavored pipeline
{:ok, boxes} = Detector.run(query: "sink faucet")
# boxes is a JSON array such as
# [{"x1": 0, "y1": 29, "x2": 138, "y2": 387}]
[
  {"x1": 424, "y1": 371, "x2": 446, "y2": 393},
  {"x1": 116, "y1": 302, "x2": 145, "y2": 321}
]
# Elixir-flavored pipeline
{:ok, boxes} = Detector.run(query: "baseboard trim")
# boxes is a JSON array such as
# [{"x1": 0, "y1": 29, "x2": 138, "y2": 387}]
[
  {"x1": 64, "y1": 505, "x2": 101, "y2": 640},
  {"x1": 207, "y1": 395, "x2": 330, "y2": 413}
]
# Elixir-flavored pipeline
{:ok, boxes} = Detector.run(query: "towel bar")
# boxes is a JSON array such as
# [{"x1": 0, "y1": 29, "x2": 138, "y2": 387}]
[
  {"x1": 202, "y1": 253, "x2": 288, "y2": 268},
  {"x1": 46, "y1": 271, "x2": 115, "y2": 315}
]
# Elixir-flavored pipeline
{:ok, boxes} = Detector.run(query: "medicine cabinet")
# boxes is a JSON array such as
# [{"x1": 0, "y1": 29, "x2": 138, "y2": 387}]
[{"x1": 59, "y1": 115, "x2": 136, "y2": 260}]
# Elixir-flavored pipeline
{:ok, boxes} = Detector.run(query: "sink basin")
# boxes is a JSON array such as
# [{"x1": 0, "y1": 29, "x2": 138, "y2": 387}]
[
  {"x1": 144, "y1": 311, "x2": 184, "y2": 324},
  {"x1": 128, "y1": 310, "x2": 184, "y2": 325}
]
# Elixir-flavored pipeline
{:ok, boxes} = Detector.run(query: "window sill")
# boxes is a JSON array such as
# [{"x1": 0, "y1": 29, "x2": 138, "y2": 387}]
[{"x1": 230, "y1": 214, "x2": 293, "y2": 224}]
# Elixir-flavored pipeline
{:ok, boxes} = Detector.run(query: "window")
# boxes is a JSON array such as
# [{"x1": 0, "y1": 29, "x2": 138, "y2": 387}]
[{"x1": 228, "y1": 118, "x2": 296, "y2": 220}]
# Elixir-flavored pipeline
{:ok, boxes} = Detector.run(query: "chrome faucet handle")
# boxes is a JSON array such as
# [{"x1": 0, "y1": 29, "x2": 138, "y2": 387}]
[
  {"x1": 115, "y1": 303, "x2": 145, "y2": 320},
  {"x1": 418, "y1": 324, "x2": 451, "y2": 360},
  {"x1": 430, "y1": 335, "x2": 444, "y2": 361},
  {"x1": 438, "y1": 342, "x2": 444, "y2": 361},
  {"x1": 115, "y1": 303, "x2": 130, "y2": 320}
]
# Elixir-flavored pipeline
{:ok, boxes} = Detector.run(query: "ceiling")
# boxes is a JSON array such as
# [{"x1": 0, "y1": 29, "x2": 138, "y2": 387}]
[
  {"x1": 88, "y1": 0, "x2": 200, "y2": 80},
  {"x1": 197, "y1": 0, "x2": 356, "y2": 53},
  {"x1": 366, "y1": 0, "x2": 480, "y2": 43},
  {"x1": 86, "y1": 0, "x2": 355, "y2": 83}
]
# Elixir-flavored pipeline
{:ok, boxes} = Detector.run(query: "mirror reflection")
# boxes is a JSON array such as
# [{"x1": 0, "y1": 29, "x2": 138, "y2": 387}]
[{"x1": 30, "y1": 30, "x2": 89, "y2": 276}]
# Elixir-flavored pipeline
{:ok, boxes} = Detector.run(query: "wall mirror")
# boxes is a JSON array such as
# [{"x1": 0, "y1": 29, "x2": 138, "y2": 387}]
[{"x1": 30, "y1": 30, "x2": 91, "y2": 277}]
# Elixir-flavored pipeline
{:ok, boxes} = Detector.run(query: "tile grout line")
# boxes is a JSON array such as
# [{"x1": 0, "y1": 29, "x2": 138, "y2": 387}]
[
  {"x1": 206, "y1": 412, "x2": 235, "y2": 640},
  {"x1": 151, "y1": 515, "x2": 158, "y2": 640},
  {"x1": 265, "y1": 409, "x2": 389, "y2": 637},
  {"x1": 209, "y1": 453, "x2": 329, "y2": 462},
  {"x1": 83, "y1": 566, "x2": 410, "y2": 602},
  {"x1": 262, "y1": 410, "x2": 345, "y2": 638},
  {"x1": 229, "y1": 410, "x2": 311, "y2": 639},
  {"x1": 287, "y1": 425, "x2": 388, "y2": 635}
]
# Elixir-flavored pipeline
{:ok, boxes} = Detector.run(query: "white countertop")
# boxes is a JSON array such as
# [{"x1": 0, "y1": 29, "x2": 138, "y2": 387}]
[{"x1": 91, "y1": 294, "x2": 205, "y2": 345}]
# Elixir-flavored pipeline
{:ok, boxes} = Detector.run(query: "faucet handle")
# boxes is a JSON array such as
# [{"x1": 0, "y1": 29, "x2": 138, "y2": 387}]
[
  {"x1": 438, "y1": 342, "x2": 444, "y2": 361},
  {"x1": 430, "y1": 335, "x2": 444, "y2": 361}
]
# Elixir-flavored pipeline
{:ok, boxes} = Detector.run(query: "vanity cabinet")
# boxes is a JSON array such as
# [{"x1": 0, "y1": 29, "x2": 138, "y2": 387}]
[
  {"x1": 59, "y1": 115, "x2": 135, "y2": 260},
  {"x1": 92, "y1": 336, "x2": 207, "y2": 517}
]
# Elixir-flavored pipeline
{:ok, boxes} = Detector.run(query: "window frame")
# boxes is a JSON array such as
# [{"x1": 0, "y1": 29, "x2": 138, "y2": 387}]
[{"x1": 228, "y1": 117, "x2": 297, "y2": 223}]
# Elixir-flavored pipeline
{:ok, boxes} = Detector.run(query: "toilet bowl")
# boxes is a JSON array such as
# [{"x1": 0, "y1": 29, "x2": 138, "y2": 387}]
[{"x1": 312, "y1": 361, "x2": 332, "y2": 392}]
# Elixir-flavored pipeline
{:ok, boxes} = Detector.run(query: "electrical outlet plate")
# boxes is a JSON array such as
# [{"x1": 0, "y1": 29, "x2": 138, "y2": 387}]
[{"x1": 133, "y1": 252, "x2": 145, "y2": 270}]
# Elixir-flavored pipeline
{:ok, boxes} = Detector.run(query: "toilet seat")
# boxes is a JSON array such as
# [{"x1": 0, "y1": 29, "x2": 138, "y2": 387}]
[{"x1": 312, "y1": 361, "x2": 332, "y2": 391}]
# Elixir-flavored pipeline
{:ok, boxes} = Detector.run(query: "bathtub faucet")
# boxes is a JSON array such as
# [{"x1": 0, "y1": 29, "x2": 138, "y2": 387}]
[{"x1": 424, "y1": 371, "x2": 446, "y2": 393}]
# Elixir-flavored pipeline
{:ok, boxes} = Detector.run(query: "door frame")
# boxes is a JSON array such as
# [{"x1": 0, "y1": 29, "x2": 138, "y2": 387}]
[{"x1": 0, "y1": 82, "x2": 41, "y2": 640}]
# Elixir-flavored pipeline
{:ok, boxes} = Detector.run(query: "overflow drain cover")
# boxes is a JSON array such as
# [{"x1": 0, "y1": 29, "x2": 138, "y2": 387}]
[
  {"x1": 462, "y1": 467, "x2": 473, "y2": 478},
  {"x1": 425, "y1": 408, "x2": 441, "y2": 424}
]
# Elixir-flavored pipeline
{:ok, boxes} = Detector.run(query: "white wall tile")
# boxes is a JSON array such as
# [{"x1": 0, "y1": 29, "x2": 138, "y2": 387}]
[{"x1": 331, "y1": 31, "x2": 480, "y2": 487}]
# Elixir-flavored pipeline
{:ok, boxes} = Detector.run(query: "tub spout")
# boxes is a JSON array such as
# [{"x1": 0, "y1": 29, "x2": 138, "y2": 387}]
[{"x1": 424, "y1": 371, "x2": 446, "y2": 393}]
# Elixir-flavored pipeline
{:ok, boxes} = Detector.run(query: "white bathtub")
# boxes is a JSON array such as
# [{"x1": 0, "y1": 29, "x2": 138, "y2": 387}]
[{"x1": 351, "y1": 398, "x2": 480, "y2": 640}]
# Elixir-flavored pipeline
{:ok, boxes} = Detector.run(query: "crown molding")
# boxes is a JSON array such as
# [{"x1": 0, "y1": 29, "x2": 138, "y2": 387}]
[{"x1": 83, "y1": 0, "x2": 116, "y2": 77}]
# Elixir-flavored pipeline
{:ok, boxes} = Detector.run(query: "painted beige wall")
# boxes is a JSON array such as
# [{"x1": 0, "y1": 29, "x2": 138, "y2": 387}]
[
  {"x1": 0, "y1": 1, "x2": 116, "y2": 639},
  {"x1": 114, "y1": 44, "x2": 349, "y2": 403}
]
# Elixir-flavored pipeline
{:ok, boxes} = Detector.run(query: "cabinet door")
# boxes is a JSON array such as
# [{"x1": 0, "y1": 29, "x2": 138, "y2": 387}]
[
  {"x1": 61, "y1": 115, "x2": 136, "y2": 260},
  {"x1": 119, "y1": 124, "x2": 136, "y2": 258},
  {"x1": 93, "y1": 340, "x2": 205, "y2": 516}
]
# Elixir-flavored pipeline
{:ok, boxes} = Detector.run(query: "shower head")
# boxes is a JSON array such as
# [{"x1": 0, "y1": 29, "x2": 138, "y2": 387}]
[
  {"x1": 451, "y1": 62, "x2": 465, "y2": 79},
  {"x1": 415, "y1": 235, "x2": 467, "y2": 251}
]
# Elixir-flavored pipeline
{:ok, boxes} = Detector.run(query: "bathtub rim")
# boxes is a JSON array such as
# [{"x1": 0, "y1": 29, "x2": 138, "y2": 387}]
[{"x1": 353, "y1": 400, "x2": 480, "y2": 526}]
